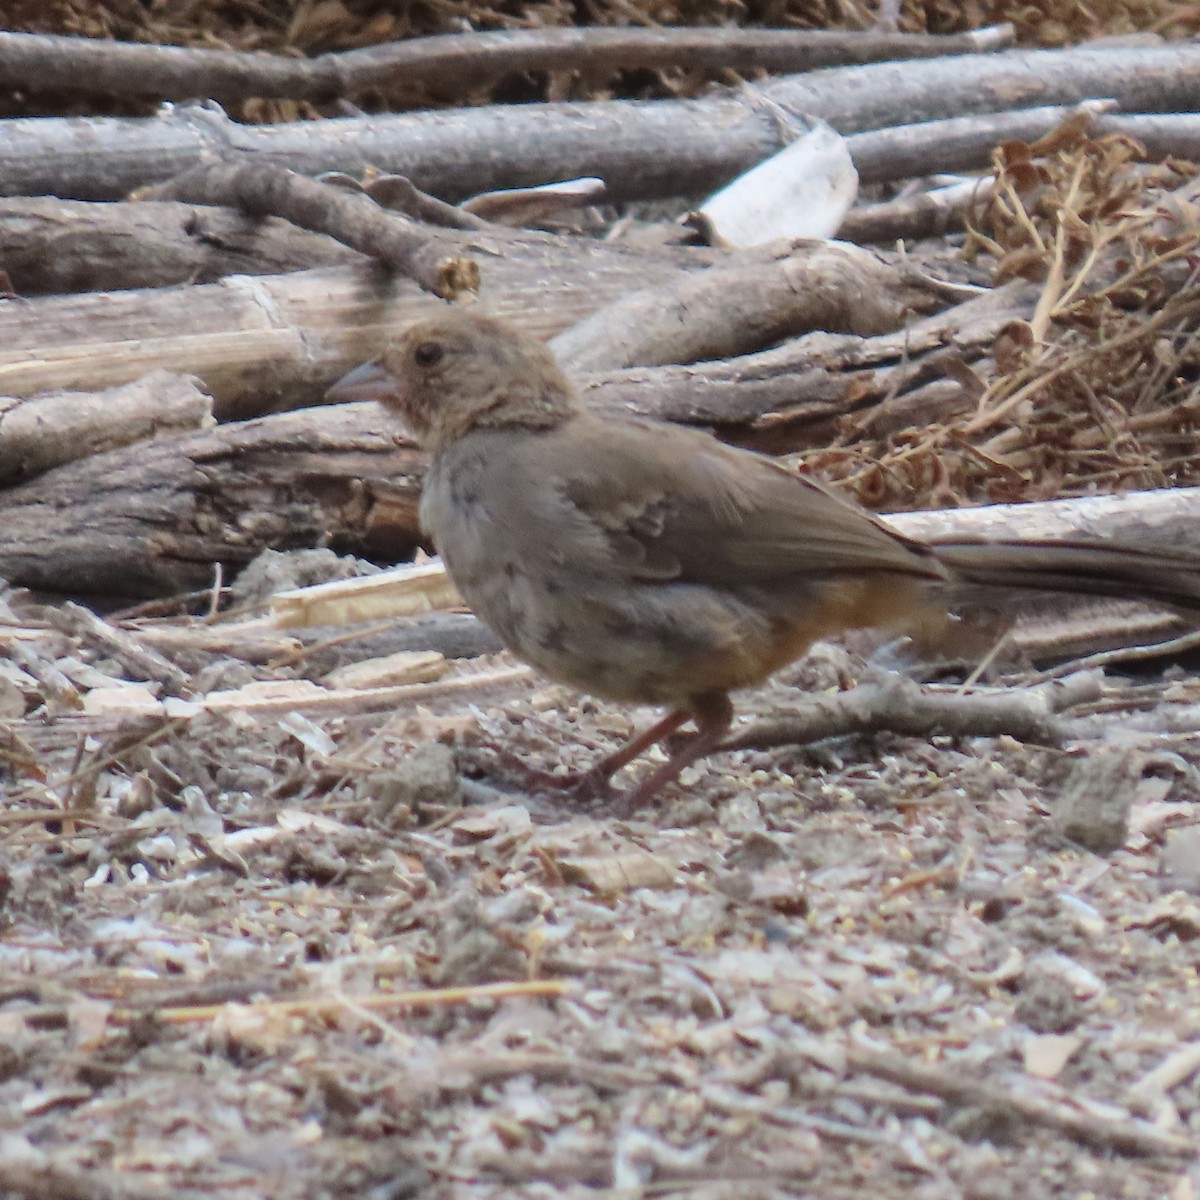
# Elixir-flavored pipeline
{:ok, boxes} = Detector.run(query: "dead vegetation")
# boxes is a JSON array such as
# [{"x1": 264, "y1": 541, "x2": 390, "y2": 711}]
[{"x1": 810, "y1": 120, "x2": 1200, "y2": 509}]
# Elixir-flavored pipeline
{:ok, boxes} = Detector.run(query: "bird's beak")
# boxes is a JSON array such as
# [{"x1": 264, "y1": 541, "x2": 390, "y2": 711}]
[{"x1": 325, "y1": 358, "x2": 400, "y2": 405}]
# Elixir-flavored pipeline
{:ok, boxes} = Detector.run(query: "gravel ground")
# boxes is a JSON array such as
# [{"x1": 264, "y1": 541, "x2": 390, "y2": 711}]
[{"x1": 2, "y1": 623, "x2": 1198, "y2": 1199}]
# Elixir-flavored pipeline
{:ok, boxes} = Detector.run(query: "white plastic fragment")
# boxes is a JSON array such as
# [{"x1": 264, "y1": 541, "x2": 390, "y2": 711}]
[{"x1": 699, "y1": 116, "x2": 858, "y2": 246}]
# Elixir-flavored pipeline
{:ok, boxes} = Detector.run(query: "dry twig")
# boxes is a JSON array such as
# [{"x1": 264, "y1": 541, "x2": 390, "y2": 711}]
[
  {"x1": 722, "y1": 671, "x2": 1101, "y2": 753},
  {"x1": 151, "y1": 979, "x2": 571, "y2": 1024},
  {"x1": 843, "y1": 1043, "x2": 1196, "y2": 1160}
]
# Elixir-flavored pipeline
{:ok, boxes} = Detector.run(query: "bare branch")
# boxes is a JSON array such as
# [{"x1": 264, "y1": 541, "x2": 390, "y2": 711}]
[
  {"x1": 142, "y1": 162, "x2": 465, "y2": 298},
  {"x1": 838, "y1": 178, "x2": 993, "y2": 245},
  {"x1": 848, "y1": 101, "x2": 1113, "y2": 185},
  {"x1": 722, "y1": 671, "x2": 1101, "y2": 753},
  {"x1": 0, "y1": 26, "x2": 1014, "y2": 105},
  {"x1": 0, "y1": 371, "x2": 212, "y2": 485},
  {"x1": 552, "y1": 242, "x2": 932, "y2": 372},
  {"x1": 0, "y1": 196, "x2": 360, "y2": 295},
  {"x1": 9, "y1": 46, "x2": 1200, "y2": 202}
]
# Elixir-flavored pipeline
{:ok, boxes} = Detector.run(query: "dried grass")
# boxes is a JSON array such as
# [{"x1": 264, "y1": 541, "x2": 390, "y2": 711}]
[
  {"x1": 903, "y1": 0, "x2": 1200, "y2": 42},
  {"x1": 21, "y1": 0, "x2": 1200, "y2": 58},
  {"x1": 808, "y1": 119, "x2": 1200, "y2": 511}
]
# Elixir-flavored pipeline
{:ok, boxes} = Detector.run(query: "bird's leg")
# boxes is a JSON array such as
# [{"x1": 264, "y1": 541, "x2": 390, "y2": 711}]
[
  {"x1": 613, "y1": 692, "x2": 735, "y2": 816},
  {"x1": 481, "y1": 696, "x2": 732, "y2": 808},
  {"x1": 478, "y1": 708, "x2": 691, "y2": 800},
  {"x1": 570, "y1": 707, "x2": 692, "y2": 798}
]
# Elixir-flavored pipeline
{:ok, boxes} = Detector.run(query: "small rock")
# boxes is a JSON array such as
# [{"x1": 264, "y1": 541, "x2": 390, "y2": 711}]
[
  {"x1": 1163, "y1": 825, "x2": 1200, "y2": 894},
  {"x1": 1050, "y1": 747, "x2": 1138, "y2": 853},
  {"x1": 359, "y1": 743, "x2": 461, "y2": 826}
]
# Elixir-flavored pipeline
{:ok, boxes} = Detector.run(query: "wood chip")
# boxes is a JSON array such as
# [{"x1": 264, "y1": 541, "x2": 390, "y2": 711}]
[
  {"x1": 270, "y1": 563, "x2": 461, "y2": 628},
  {"x1": 325, "y1": 649, "x2": 447, "y2": 689},
  {"x1": 559, "y1": 849, "x2": 678, "y2": 893},
  {"x1": 1023, "y1": 1033, "x2": 1083, "y2": 1080}
]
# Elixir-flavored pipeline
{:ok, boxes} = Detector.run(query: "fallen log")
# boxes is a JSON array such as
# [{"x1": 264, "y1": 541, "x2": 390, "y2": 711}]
[
  {"x1": 7, "y1": 45, "x2": 1200, "y2": 201},
  {"x1": 0, "y1": 370, "x2": 212, "y2": 485},
  {"x1": 0, "y1": 26, "x2": 1011, "y2": 107},
  {"x1": 0, "y1": 402, "x2": 422, "y2": 596},
  {"x1": 0, "y1": 197, "x2": 359, "y2": 296},
  {"x1": 0, "y1": 232, "x2": 721, "y2": 417}
]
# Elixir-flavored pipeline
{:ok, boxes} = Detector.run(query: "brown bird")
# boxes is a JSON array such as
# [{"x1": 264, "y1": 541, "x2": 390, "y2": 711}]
[{"x1": 329, "y1": 309, "x2": 1200, "y2": 812}]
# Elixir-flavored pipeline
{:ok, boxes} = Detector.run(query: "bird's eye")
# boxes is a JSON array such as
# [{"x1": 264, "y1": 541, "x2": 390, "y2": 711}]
[{"x1": 413, "y1": 341, "x2": 444, "y2": 368}]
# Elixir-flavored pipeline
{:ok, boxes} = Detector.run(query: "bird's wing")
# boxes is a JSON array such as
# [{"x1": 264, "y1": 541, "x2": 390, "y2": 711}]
[{"x1": 549, "y1": 415, "x2": 947, "y2": 587}]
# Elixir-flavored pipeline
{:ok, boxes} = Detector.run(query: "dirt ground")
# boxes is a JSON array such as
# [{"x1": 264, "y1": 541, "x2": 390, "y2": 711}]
[{"x1": 2, "y1": 619, "x2": 1199, "y2": 1198}]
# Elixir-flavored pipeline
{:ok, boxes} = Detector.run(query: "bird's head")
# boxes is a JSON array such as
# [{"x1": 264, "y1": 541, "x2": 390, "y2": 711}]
[{"x1": 327, "y1": 309, "x2": 579, "y2": 451}]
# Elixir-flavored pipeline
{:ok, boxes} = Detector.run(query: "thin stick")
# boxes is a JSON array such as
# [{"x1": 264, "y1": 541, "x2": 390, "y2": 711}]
[
  {"x1": 722, "y1": 671, "x2": 1102, "y2": 753},
  {"x1": 1027, "y1": 627, "x2": 1200, "y2": 684},
  {"x1": 152, "y1": 979, "x2": 572, "y2": 1024},
  {"x1": 845, "y1": 1043, "x2": 1196, "y2": 1159}
]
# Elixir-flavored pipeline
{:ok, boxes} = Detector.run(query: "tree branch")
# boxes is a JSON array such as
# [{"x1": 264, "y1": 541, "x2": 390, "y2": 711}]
[
  {"x1": 0, "y1": 26, "x2": 1014, "y2": 106},
  {"x1": 551, "y1": 241, "x2": 933, "y2": 372},
  {"x1": 142, "y1": 162, "x2": 465, "y2": 299},
  {"x1": 9, "y1": 46, "x2": 1200, "y2": 202},
  {"x1": 722, "y1": 671, "x2": 1102, "y2": 753}
]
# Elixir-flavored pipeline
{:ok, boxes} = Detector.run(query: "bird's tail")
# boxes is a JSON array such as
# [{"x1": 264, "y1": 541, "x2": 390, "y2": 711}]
[{"x1": 929, "y1": 539, "x2": 1200, "y2": 614}]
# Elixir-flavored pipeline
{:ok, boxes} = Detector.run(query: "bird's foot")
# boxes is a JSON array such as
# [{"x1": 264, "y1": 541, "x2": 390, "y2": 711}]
[
  {"x1": 472, "y1": 694, "x2": 731, "y2": 816},
  {"x1": 472, "y1": 742, "x2": 613, "y2": 802}
]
